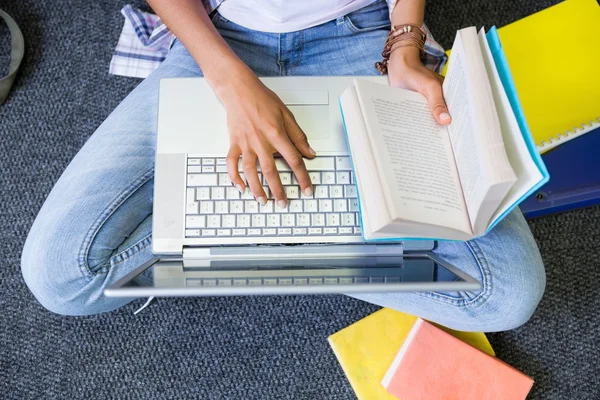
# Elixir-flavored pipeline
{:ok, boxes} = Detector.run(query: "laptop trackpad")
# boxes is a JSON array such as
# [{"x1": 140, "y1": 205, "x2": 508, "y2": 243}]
[
  {"x1": 287, "y1": 105, "x2": 329, "y2": 140},
  {"x1": 277, "y1": 89, "x2": 328, "y2": 105}
]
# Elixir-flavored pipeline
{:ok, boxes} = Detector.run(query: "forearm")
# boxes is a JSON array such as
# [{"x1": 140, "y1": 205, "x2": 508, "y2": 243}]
[
  {"x1": 390, "y1": 0, "x2": 425, "y2": 25},
  {"x1": 389, "y1": 0, "x2": 426, "y2": 62},
  {"x1": 147, "y1": 0, "x2": 256, "y2": 98}
]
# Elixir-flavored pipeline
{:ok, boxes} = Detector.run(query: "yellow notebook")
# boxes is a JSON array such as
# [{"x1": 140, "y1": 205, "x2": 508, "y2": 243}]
[
  {"x1": 498, "y1": 0, "x2": 600, "y2": 152},
  {"x1": 442, "y1": 0, "x2": 600, "y2": 153},
  {"x1": 327, "y1": 309, "x2": 495, "y2": 400}
]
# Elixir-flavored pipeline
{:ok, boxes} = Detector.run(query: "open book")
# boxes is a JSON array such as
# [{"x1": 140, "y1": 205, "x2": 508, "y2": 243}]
[{"x1": 339, "y1": 27, "x2": 549, "y2": 241}]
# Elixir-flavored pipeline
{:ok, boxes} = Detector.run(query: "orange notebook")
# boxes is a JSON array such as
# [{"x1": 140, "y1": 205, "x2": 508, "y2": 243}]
[{"x1": 381, "y1": 318, "x2": 534, "y2": 400}]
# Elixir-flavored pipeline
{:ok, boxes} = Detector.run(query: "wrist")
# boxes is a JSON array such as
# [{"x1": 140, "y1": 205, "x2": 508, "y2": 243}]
[
  {"x1": 208, "y1": 61, "x2": 259, "y2": 103},
  {"x1": 389, "y1": 45, "x2": 421, "y2": 67}
]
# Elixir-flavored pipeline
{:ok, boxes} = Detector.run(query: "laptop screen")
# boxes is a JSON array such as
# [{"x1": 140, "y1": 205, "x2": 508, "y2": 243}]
[{"x1": 106, "y1": 254, "x2": 480, "y2": 297}]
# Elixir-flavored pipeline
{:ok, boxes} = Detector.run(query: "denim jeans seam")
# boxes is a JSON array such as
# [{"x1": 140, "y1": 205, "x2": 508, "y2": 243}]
[
  {"x1": 77, "y1": 168, "x2": 155, "y2": 280},
  {"x1": 297, "y1": 30, "x2": 304, "y2": 68},
  {"x1": 464, "y1": 240, "x2": 493, "y2": 305},
  {"x1": 110, "y1": 233, "x2": 153, "y2": 266},
  {"x1": 277, "y1": 34, "x2": 284, "y2": 75},
  {"x1": 343, "y1": 1, "x2": 391, "y2": 35},
  {"x1": 415, "y1": 241, "x2": 493, "y2": 307}
]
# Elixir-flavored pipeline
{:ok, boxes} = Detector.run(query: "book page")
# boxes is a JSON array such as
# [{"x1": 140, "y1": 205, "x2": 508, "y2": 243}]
[
  {"x1": 443, "y1": 28, "x2": 516, "y2": 234},
  {"x1": 339, "y1": 86, "x2": 391, "y2": 237},
  {"x1": 354, "y1": 80, "x2": 472, "y2": 235},
  {"x1": 477, "y1": 29, "x2": 543, "y2": 226},
  {"x1": 443, "y1": 52, "x2": 483, "y2": 212}
]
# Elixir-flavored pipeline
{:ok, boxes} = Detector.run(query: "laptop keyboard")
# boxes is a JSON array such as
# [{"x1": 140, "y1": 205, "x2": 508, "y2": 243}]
[
  {"x1": 185, "y1": 268, "x2": 403, "y2": 287},
  {"x1": 185, "y1": 156, "x2": 362, "y2": 239}
]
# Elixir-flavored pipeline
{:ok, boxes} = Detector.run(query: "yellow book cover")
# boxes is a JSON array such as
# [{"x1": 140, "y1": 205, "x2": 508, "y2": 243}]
[
  {"x1": 328, "y1": 309, "x2": 494, "y2": 400},
  {"x1": 442, "y1": 0, "x2": 600, "y2": 151},
  {"x1": 498, "y1": 0, "x2": 600, "y2": 150}
]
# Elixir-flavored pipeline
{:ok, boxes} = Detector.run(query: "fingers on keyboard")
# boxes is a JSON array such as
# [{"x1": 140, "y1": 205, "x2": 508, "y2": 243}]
[
  {"x1": 260, "y1": 157, "x2": 287, "y2": 208},
  {"x1": 272, "y1": 136, "x2": 313, "y2": 197},
  {"x1": 226, "y1": 147, "x2": 245, "y2": 191},
  {"x1": 243, "y1": 152, "x2": 267, "y2": 202},
  {"x1": 186, "y1": 156, "x2": 361, "y2": 239}
]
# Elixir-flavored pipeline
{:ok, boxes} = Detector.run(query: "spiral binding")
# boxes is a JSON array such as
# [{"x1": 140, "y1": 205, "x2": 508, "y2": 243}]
[{"x1": 537, "y1": 117, "x2": 600, "y2": 153}]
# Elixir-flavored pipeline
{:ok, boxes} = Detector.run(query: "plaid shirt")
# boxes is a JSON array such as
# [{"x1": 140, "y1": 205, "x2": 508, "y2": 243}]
[
  {"x1": 110, "y1": 5, "x2": 173, "y2": 78},
  {"x1": 110, "y1": 2, "x2": 447, "y2": 78}
]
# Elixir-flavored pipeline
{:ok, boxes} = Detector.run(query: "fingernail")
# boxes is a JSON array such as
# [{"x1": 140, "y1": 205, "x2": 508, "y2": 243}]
[
  {"x1": 303, "y1": 187, "x2": 313, "y2": 197},
  {"x1": 256, "y1": 196, "x2": 267, "y2": 206},
  {"x1": 277, "y1": 199, "x2": 287, "y2": 209},
  {"x1": 235, "y1": 184, "x2": 243, "y2": 193},
  {"x1": 309, "y1": 146, "x2": 317, "y2": 156},
  {"x1": 440, "y1": 113, "x2": 451, "y2": 121}
]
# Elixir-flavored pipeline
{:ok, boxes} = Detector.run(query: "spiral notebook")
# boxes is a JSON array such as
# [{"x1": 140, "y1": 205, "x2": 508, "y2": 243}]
[{"x1": 496, "y1": 0, "x2": 600, "y2": 153}]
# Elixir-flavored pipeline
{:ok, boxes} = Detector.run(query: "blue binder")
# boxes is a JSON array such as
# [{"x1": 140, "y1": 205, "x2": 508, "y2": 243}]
[{"x1": 520, "y1": 127, "x2": 600, "y2": 218}]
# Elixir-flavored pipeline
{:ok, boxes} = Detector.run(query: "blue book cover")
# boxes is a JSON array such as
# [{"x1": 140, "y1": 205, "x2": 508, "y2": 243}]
[{"x1": 484, "y1": 26, "x2": 549, "y2": 232}]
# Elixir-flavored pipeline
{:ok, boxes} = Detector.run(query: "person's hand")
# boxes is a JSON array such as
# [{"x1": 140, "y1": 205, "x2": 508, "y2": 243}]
[
  {"x1": 218, "y1": 72, "x2": 316, "y2": 209},
  {"x1": 387, "y1": 47, "x2": 452, "y2": 125}
]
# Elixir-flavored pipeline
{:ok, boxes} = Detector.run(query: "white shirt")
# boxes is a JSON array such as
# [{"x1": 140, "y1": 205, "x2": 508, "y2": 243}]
[{"x1": 217, "y1": 0, "x2": 377, "y2": 33}]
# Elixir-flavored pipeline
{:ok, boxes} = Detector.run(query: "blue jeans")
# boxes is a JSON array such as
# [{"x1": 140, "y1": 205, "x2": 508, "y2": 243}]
[{"x1": 21, "y1": 2, "x2": 545, "y2": 331}]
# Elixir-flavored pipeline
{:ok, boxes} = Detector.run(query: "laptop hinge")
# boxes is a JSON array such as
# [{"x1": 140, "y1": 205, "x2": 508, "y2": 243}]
[{"x1": 182, "y1": 243, "x2": 404, "y2": 262}]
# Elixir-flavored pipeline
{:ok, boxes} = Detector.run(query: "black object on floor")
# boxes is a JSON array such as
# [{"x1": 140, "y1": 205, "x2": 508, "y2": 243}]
[{"x1": 1, "y1": 1, "x2": 598, "y2": 399}]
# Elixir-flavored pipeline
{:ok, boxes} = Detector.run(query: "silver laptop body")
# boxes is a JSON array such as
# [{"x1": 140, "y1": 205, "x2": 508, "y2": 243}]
[{"x1": 104, "y1": 77, "x2": 480, "y2": 297}]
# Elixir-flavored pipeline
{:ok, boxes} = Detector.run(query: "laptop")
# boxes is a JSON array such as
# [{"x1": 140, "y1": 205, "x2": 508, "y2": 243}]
[{"x1": 104, "y1": 77, "x2": 481, "y2": 298}]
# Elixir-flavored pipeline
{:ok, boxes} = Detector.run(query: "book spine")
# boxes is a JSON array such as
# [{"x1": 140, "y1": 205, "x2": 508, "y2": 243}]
[
  {"x1": 381, "y1": 318, "x2": 424, "y2": 388},
  {"x1": 537, "y1": 117, "x2": 600, "y2": 153}
]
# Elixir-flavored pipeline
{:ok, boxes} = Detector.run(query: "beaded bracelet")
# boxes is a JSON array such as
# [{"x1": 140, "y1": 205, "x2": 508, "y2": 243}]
[{"x1": 375, "y1": 24, "x2": 427, "y2": 74}]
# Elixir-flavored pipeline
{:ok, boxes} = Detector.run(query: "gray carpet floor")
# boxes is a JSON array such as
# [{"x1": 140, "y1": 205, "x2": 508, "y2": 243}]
[{"x1": 1, "y1": 0, "x2": 599, "y2": 398}]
